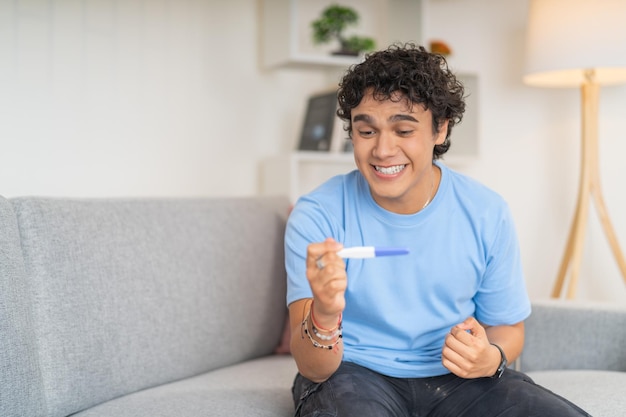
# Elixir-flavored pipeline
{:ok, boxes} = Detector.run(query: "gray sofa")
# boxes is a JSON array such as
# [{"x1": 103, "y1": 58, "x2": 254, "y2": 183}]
[
  {"x1": 1, "y1": 195, "x2": 297, "y2": 417},
  {"x1": 1, "y1": 195, "x2": 624, "y2": 416}
]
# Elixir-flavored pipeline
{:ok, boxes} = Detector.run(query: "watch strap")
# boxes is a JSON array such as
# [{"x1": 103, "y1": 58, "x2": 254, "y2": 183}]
[{"x1": 490, "y1": 343, "x2": 507, "y2": 378}]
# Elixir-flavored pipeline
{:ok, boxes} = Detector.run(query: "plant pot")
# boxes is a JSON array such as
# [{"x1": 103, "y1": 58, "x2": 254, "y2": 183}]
[{"x1": 331, "y1": 49, "x2": 359, "y2": 57}]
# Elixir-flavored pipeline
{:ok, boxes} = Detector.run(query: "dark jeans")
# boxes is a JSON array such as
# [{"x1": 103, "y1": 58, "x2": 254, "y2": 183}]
[{"x1": 292, "y1": 362, "x2": 590, "y2": 417}]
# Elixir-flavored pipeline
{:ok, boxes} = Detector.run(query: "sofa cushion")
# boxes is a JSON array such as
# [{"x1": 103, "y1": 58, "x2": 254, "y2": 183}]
[
  {"x1": 70, "y1": 355, "x2": 298, "y2": 417},
  {"x1": 527, "y1": 370, "x2": 626, "y2": 417}
]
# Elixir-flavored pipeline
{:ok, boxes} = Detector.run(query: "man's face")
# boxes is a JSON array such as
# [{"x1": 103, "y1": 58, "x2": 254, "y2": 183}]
[{"x1": 351, "y1": 90, "x2": 448, "y2": 214}]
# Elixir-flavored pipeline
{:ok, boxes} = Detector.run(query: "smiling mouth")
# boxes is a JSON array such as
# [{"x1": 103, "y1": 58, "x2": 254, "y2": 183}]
[{"x1": 374, "y1": 164, "x2": 407, "y2": 175}]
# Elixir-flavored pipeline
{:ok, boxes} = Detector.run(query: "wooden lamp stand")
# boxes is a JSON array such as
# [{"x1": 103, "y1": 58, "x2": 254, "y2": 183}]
[{"x1": 552, "y1": 71, "x2": 626, "y2": 299}]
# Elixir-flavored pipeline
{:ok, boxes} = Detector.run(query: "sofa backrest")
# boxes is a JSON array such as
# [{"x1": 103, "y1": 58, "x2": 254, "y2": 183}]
[
  {"x1": 2, "y1": 196, "x2": 289, "y2": 417},
  {"x1": 521, "y1": 299, "x2": 626, "y2": 372},
  {"x1": 0, "y1": 197, "x2": 46, "y2": 417}
]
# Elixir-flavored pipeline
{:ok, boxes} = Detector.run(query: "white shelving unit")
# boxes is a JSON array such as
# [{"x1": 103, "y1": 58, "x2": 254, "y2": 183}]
[
  {"x1": 446, "y1": 72, "x2": 479, "y2": 161},
  {"x1": 261, "y1": 152, "x2": 356, "y2": 203},
  {"x1": 259, "y1": 0, "x2": 479, "y2": 202}
]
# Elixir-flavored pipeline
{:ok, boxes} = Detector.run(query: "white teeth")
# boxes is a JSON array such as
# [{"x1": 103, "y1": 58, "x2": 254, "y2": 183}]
[{"x1": 375, "y1": 165, "x2": 406, "y2": 175}]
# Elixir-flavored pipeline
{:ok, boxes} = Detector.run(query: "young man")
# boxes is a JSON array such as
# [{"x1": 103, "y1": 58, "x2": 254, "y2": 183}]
[{"x1": 284, "y1": 43, "x2": 589, "y2": 416}]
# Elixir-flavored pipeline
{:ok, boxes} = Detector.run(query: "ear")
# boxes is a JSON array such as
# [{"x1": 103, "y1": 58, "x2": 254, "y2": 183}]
[{"x1": 435, "y1": 119, "x2": 449, "y2": 145}]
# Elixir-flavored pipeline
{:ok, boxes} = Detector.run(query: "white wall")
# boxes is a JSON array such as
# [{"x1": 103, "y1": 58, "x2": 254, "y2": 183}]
[
  {"x1": 0, "y1": 0, "x2": 328, "y2": 197},
  {"x1": 1, "y1": 0, "x2": 624, "y2": 303}
]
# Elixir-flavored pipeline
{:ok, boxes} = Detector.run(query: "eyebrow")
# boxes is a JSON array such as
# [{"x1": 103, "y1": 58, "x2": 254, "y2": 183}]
[
  {"x1": 352, "y1": 114, "x2": 373, "y2": 123},
  {"x1": 389, "y1": 114, "x2": 418, "y2": 123},
  {"x1": 352, "y1": 114, "x2": 418, "y2": 123}
]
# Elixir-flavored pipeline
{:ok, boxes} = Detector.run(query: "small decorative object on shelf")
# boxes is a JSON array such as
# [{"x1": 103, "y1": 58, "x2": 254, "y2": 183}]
[
  {"x1": 429, "y1": 40, "x2": 452, "y2": 57},
  {"x1": 298, "y1": 90, "x2": 338, "y2": 151},
  {"x1": 311, "y1": 4, "x2": 376, "y2": 57}
]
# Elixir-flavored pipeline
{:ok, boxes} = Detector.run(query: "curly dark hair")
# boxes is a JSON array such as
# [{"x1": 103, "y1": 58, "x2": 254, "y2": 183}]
[{"x1": 337, "y1": 43, "x2": 466, "y2": 159}]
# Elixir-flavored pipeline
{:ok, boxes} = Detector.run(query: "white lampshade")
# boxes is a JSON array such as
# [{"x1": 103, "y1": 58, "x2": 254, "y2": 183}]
[{"x1": 523, "y1": 0, "x2": 626, "y2": 87}]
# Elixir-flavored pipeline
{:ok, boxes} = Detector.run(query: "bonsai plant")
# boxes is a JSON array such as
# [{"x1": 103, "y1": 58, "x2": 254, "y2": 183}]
[{"x1": 311, "y1": 4, "x2": 376, "y2": 56}]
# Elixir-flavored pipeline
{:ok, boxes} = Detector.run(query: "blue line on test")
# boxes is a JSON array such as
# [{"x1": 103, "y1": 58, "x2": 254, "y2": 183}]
[{"x1": 374, "y1": 247, "x2": 410, "y2": 257}]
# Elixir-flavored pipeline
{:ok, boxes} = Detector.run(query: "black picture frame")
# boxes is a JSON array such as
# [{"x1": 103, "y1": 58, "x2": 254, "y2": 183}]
[{"x1": 297, "y1": 90, "x2": 338, "y2": 152}]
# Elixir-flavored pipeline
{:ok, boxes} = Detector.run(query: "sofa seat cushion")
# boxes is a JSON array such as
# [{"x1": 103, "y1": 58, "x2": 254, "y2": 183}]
[
  {"x1": 527, "y1": 369, "x2": 626, "y2": 417},
  {"x1": 72, "y1": 355, "x2": 297, "y2": 417}
]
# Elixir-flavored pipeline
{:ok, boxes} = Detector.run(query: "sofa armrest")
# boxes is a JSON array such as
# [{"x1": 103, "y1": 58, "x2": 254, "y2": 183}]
[{"x1": 519, "y1": 299, "x2": 626, "y2": 373}]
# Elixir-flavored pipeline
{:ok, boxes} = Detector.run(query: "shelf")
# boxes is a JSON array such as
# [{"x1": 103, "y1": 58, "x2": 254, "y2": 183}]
[
  {"x1": 260, "y1": 152, "x2": 356, "y2": 203},
  {"x1": 267, "y1": 53, "x2": 363, "y2": 70}
]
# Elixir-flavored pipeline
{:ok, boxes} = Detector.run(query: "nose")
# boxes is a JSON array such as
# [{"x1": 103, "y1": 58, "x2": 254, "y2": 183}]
[{"x1": 372, "y1": 131, "x2": 397, "y2": 159}]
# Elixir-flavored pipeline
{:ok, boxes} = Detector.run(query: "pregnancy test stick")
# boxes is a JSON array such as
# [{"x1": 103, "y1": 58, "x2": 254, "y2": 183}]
[{"x1": 336, "y1": 246, "x2": 410, "y2": 259}]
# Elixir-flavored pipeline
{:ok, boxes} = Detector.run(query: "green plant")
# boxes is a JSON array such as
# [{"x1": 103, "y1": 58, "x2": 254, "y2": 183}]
[{"x1": 311, "y1": 4, "x2": 376, "y2": 56}]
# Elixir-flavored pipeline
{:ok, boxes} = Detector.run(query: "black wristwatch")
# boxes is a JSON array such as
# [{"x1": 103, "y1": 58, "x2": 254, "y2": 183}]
[{"x1": 490, "y1": 343, "x2": 507, "y2": 378}]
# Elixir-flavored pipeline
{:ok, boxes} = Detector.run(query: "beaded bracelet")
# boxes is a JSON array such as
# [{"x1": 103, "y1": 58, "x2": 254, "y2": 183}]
[
  {"x1": 312, "y1": 321, "x2": 342, "y2": 341},
  {"x1": 310, "y1": 300, "x2": 342, "y2": 332},
  {"x1": 302, "y1": 316, "x2": 343, "y2": 350}
]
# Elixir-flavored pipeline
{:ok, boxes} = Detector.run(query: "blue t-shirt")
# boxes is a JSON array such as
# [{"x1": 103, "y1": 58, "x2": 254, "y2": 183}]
[{"x1": 285, "y1": 162, "x2": 531, "y2": 378}]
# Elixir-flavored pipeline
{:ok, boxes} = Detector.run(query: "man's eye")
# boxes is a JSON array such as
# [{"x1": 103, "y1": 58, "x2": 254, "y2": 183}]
[
  {"x1": 358, "y1": 130, "x2": 375, "y2": 138},
  {"x1": 398, "y1": 130, "x2": 413, "y2": 136}
]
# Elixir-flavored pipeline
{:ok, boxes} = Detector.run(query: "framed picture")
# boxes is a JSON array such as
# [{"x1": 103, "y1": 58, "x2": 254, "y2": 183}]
[{"x1": 297, "y1": 90, "x2": 338, "y2": 151}]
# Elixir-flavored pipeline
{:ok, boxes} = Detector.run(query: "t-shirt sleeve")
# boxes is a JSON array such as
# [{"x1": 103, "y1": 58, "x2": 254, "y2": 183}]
[{"x1": 473, "y1": 202, "x2": 531, "y2": 326}]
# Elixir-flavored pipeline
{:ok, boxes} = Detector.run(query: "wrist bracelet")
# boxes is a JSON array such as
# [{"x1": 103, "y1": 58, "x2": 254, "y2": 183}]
[
  {"x1": 310, "y1": 300, "x2": 342, "y2": 332},
  {"x1": 301, "y1": 316, "x2": 342, "y2": 350},
  {"x1": 312, "y1": 322, "x2": 342, "y2": 341}
]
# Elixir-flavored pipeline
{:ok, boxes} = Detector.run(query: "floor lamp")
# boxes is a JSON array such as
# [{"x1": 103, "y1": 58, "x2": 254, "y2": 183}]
[{"x1": 523, "y1": 0, "x2": 626, "y2": 299}]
